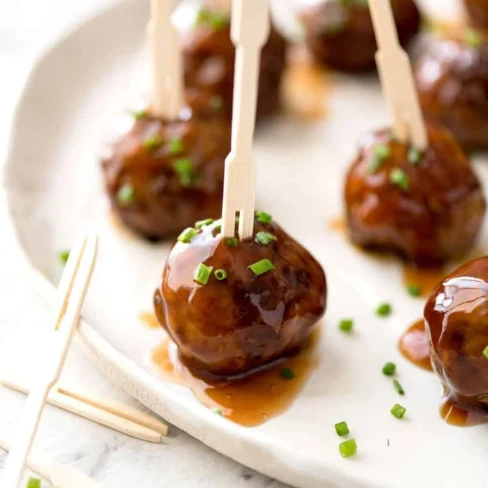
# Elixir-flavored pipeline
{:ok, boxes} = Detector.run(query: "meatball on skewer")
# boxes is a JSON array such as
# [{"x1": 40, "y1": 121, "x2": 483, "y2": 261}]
[{"x1": 463, "y1": 0, "x2": 488, "y2": 29}]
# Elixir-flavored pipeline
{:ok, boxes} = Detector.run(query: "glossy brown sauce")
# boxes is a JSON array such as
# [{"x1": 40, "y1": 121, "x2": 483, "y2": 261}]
[
  {"x1": 152, "y1": 328, "x2": 321, "y2": 427},
  {"x1": 398, "y1": 320, "x2": 433, "y2": 371},
  {"x1": 283, "y1": 46, "x2": 332, "y2": 121},
  {"x1": 440, "y1": 399, "x2": 488, "y2": 427},
  {"x1": 402, "y1": 265, "x2": 447, "y2": 298},
  {"x1": 139, "y1": 312, "x2": 160, "y2": 329}
]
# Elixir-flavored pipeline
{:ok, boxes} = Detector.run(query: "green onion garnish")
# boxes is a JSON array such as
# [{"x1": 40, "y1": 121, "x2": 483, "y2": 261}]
[
  {"x1": 465, "y1": 28, "x2": 483, "y2": 48},
  {"x1": 225, "y1": 237, "x2": 238, "y2": 247},
  {"x1": 280, "y1": 367, "x2": 295, "y2": 380},
  {"x1": 143, "y1": 134, "x2": 163, "y2": 151},
  {"x1": 255, "y1": 210, "x2": 272, "y2": 224},
  {"x1": 393, "y1": 379, "x2": 405, "y2": 395},
  {"x1": 168, "y1": 138, "x2": 183, "y2": 155},
  {"x1": 173, "y1": 157, "x2": 196, "y2": 187},
  {"x1": 26, "y1": 479, "x2": 41, "y2": 488},
  {"x1": 390, "y1": 403, "x2": 406, "y2": 419},
  {"x1": 335, "y1": 421, "x2": 350, "y2": 437},
  {"x1": 214, "y1": 269, "x2": 228, "y2": 281},
  {"x1": 382, "y1": 362, "x2": 396, "y2": 376},
  {"x1": 194, "y1": 263, "x2": 213, "y2": 285},
  {"x1": 339, "y1": 439, "x2": 357, "y2": 458},
  {"x1": 195, "y1": 218, "x2": 213, "y2": 229},
  {"x1": 408, "y1": 147, "x2": 422, "y2": 164},
  {"x1": 376, "y1": 303, "x2": 392, "y2": 317},
  {"x1": 212, "y1": 407, "x2": 223, "y2": 415},
  {"x1": 255, "y1": 231, "x2": 276, "y2": 245},
  {"x1": 128, "y1": 109, "x2": 146, "y2": 120},
  {"x1": 59, "y1": 250, "x2": 70, "y2": 265},
  {"x1": 339, "y1": 319, "x2": 354, "y2": 333},
  {"x1": 390, "y1": 168, "x2": 409, "y2": 190},
  {"x1": 117, "y1": 183, "x2": 135, "y2": 206},
  {"x1": 248, "y1": 259, "x2": 275, "y2": 276},
  {"x1": 367, "y1": 143, "x2": 391, "y2": 174},
  {"x1": 483, "y1": 345, "x2": 488, "y2": 359},
  {"x1": 209, "y1": 95, "x2": 224, "y2": 111},
  {"x1": 196, "y1": 8, "x2": 229, "y2": 30},
  {"x1": 177, "y1": 227, "x2": 198, "y2": 243},
  {"x1": 407, "y1": 284, "x2": 421, "y2": 297}
]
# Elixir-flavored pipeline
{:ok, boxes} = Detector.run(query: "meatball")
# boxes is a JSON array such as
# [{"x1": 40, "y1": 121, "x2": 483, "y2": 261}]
[
  {"x1": 300, "y1": 0, "x2": 421, "y2": 72},
  {"x1": 344, "y1": 123, "x2": 486, "y2": 268},
  {"x1": 415, "y1": 30, "x2": 488, "y2": 149},
  {"x1": 424, "y1": 257, "x2": 488, "y2": 416},
  {"x1": 101, "y1": 109, "x2": 231, "y2": 240},
  {"x1": 154, "y1": 215, "x2": 327, "y2": 379},
  {"x1": 182, "y1": 6, "x2": 287, "y2": 121},
  {"x1": 463, "y1": 0, "x2": 488, "y2": 29}
]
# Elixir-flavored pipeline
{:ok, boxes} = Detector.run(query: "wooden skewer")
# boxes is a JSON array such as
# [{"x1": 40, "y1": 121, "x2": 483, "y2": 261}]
[
  {"x1": 0, "y1": 431, "x2": 106, "y2": 488},
  {"x1": 221, "y1": 0, "x2": 271, "y2": 240},
  {"x1": 147, "y1": 0, "x2": 183, "y2": 119},
  {"x1": 1, "y1": 234, "x2": 98, "y2": 488},
  {"x1": 368, "y1": 0, "x2": 428, "y2": 150}
]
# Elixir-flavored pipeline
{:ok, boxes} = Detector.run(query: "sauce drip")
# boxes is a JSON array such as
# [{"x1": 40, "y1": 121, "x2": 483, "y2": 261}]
[
  {"x1": 152, "y1": 329, "x2": 321, "y2": 427},
  {"x1": 398, "y1": 320, "x2": 433, "y2": 371},
  {"x1": 402, "y1": 265, "x2": 446, "y2": 298},
  {"x1": 440, "y1": 399, "x2": 488, "y2": 427},
  {"x1": 139, "y1": 312, "x2": 160, "y2": 329}
]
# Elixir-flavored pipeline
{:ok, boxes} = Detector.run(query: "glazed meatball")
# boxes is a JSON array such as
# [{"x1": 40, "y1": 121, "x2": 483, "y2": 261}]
[
  {"x1": 102, "y1": 109, "x2": 231, "y2": 240},
  {"x1": 154, "y1": 215, "x2": 327, "y2": 379},
  {"x1": 182, "y1": 6, "x2": 287, "y2": 121},
  {"x1": 344, "y1": 124, "x2": 486, "y2": 268},
  {"x1": 424, "y1": 257, "x2": 488, "y2": 415},
  {"x1": 300, "y1": 0, "x2": 421, "y2": 72},
  {"x1": 415, "y1": 30, "x2": 488, "y2": 149},
  {"x1": 463, "y1": 0, "x2": 488, "y2": 29}
]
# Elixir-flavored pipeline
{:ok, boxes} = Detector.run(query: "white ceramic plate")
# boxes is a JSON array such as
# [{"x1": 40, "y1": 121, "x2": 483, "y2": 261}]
[{"x1": 3, "y1": 0, "x2": 488, "y2": 487}]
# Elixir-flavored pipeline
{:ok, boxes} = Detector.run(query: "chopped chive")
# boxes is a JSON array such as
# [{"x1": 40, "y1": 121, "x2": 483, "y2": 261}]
[
  {"x1": 339, "y1": 439, "x2": 357, "y2": 458},
  {"x1": 465, "y1": 28, "x2": 483, "y2": 48},
  {"x1": 280, "y1": 367, "x2": 295, "y2": 380},
  {"x1": 255, "y1": 231, "x2": 276, "y2": 245},
  {"x1": 483, "y1": 345, "x2": 488, "y2": 359},
  {"x1": 209, "y1": 95, "x2": 224, "y2": 111},
  {"x1": 408, "y1": 147, "x2": 422, "y2": 164},
  {"x1": 225, "y1": 237, "x2": 238, "y2": 247},
  {"x1": 196, "y1": 8, "x2": 229, "y2": 30},
  {"x1": 58, "y1": 250, "x2": 70, "y2": 265},
  {"x1": 407, "y1": 284, "x2": 421, "y2": 297},
  {"x1": 213, "y1": 224, "x2": 222, "y2": 235},
  {"x1": 173, "y1": 157, "x2": 196, "y2": 187},
  {"x1": 376, "y1": 303, "x2": 392, "y2": 317},
  {"x1": 335, "y1": 421, "x2": 350, "y2": 437},
  {"x1": 212, "y1": 407, "x2": 223, "y2": 415},
  {"x1": 393, "y1": 379, "x2": 405, "y2": 395},
  {"x1": 391, "y1": 403, "x2": 406, "y2": 419},
  {"x1": 214, "y1": 269, "x2": 228, "y2": 281},
  {"x1": 195, "y1": 218, "x2": 213, "y2": 229},
  {"x1": 128, "y1": 109, "x2": 146, "y2": 120},
  {"x1": 248, "y1": 259, "x2": 275, "y2": 276},
  {"x1": 367, "y1": 143, "x2": 391, "y2": 174},
  {"x1": 143, "y1": 134, "x2": 163, "y2": 151},
  {"x1": 168, "y1": 138, "x2": 183, "y2": 155},
  {"x1": 117, "y1": 183, "x2": 135, "y2": 206},
  {"x1": 382, "y1": 362, "x2": 396, "y2": 376},
  {"x1": 339, "y1": 319, "x2": 354, "y2": 333},
  {"x1": 194, "y1": 263, "x2": 213, "y2": 285},
  {"x1": 255, "y1": 210, "x2": 272, "y2": 224},
  {"x1": 26, "y1": 479, "x2": 41, "y2": 488},
  {"x1": 177, "y1": 227, "x2": 198, "y2": 243},
  {"x1": 390, "y1": 168, "x2": 409, "y2": 190}
]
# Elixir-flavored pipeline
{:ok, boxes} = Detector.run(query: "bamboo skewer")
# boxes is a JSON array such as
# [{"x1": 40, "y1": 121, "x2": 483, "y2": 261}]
[
  {"x1": 1, "y1": 234, "x2": 98, "y2": 488},
  {"x1": 221, "y1": 0, "x2": 271, "y2": 240},
  {"x1": 148, "y1": 0, "x2": 183, "y2": 119},
  {"x1": 368, "y1": 0, "x2": 428, "y2": 150}
]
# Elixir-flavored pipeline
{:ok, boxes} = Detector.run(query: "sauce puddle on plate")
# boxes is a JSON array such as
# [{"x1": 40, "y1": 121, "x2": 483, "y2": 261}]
[
  {"x1": 152, "y1": 328, "x2": 321, "y2": 427},
  {"x1": 398, "y1": 319, "x2": 432, "y2": 371},
  {"x1": 139, "y1": 312, "x2": 160, "y2": 329},
  {"x1": 440, "y1": 399, "x2": 488, "y2": 427}
]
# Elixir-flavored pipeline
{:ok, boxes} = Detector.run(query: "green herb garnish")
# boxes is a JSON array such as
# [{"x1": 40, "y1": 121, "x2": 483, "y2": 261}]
[
  {"x1": 195, "y1": 218, "x2": 213, "y2": 229},
  {"x1": 339, "y1": 439, "x2": 357, "y2": 458},
  {"x1": 214, "y1": 269, "x2": 228, "y2": 281},
  {"x1": 393, "y1": 379, "x2": 405, "y2": 396},
  {"x1": 382, "y1": 362, "x2": 396, "y2": 376},
  {"x1": 339, "y1": 319, "x2": 354, "y2": 333},
  {"x1": 408, "y1": 147, "x2": 422, "y2": 164},
  {"x1": 465, "y1": 28, "x2": 483, "y2": 48},
  {"x1": 26, "y1": 479, "x2": 41, "y2": 488},
  {"x1": 59, "y1": 250, "x2": 70, "y2": 265},
  {"x1": 280, "y1": 367, "x2": 295, "y2": 380},
  {"x1": 391, "y1": 403, "x2": 406, "y2": 419},
  {"x1": 143, "y1": 134, "x2": 163, "y2": 151},
  {"x1": 407, "y1": 284, "x2": 421, "y2": 297},
  {"x1": 248, "y1": 259, "x2": 275, "y2": 276},
  {"x1": 177, "y1": 227, "x2": 198, "y2": 243},
  {"x1": 367, "y1": 143, "x2": 391, "y2": 174},
  {"x1": 117, "y1": 183, "x2": 135, "y2": 206},
  {"x1": 376, "y1": 303, "x2": 392, "y2": 317},
  {"x1": 196, "y1": 8, "x2": 229, "y2": 30},
  {"x1": 212, "y1": 407, "x2": 223, "y2": 415},
  {"x1": 225, "y1": 237, "x2": 238, "y2": 247},
  {"x1": 194, "y1": 263, "x2": 213, "y2": 285},
  {"x1": 390, "y1": 168, "x2": 409, "y2": 190},
  {"x1": 128, "y1": 109, "x2": 147, "y2": 120},
  {"x1": 173, "y1": 157, "x2": 196, "y2": 187},
  {"x1": 255, "y1": 231, "x2": 276, "y2": 245},
  {"x1": 483, "y1": 345, "x2": 488, "y2": 359},
  {"x1": 335, "y1": 421, "x2": 350, "y2": 437},
  {"x1": 255, "y1": 210, "x2": 272, "y2": 224},
  {"x1": 168, "y1": 138, "x2": 183, "y2": 155}
]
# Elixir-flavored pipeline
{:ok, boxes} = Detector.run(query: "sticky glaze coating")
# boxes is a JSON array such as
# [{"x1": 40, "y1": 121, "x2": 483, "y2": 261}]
[
  {"x1": 424, "y1": 257, "x2": 488, "y2": 415},
  {"x1": 415, "y1": 32, "x2": 488, "y2": 149},
  {"x1": 154, "y1": 217, "x2": 327, "y2": 379},
  {"x1": 463, "y1": 0, "x2": 488, "y2": 29},
  {"x1": 300, "y1": 0, "x2": 421, "y2": 72},
  {"x1": 101, "y1": 110, "x2": 231, "y2": 240},
  {"x1": 344, "y1": 124, "x2": 486, "y2": 268},
  {"x1": 182, "y1": 6, "x2": 287, "y2": 121}
]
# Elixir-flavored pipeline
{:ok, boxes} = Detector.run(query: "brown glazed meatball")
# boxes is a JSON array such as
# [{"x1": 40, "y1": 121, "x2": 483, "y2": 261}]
[
  {"x1": 102, "y1": 110, "x2": 231, "y2": 240},
  {"x1": 424, "y1": 257, "x2": 488, "y2": 416},
  {"x1": 415, "y1": 31, "x2": 488, "y2": 149},
  {"x1": 182, "y1": 6, "x2": 287, "y2": 121},
  {"x1": 344, "y1": 124, "x2": 486, "y2": 268},
  {"x1": 300, "y1": 0, "x2": 421, "y2": 72},
  {"x1": 463, "y1": 0, "x2": 488, "y2": 29},
  {"x1": 154, "y1": 215, "x2": 327, "y2": 379}
]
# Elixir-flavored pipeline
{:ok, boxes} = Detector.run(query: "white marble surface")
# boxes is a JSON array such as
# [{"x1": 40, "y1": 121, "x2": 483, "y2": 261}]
[{"x1": 0, "y1": 2, "x2": 288, "y2": 487}]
